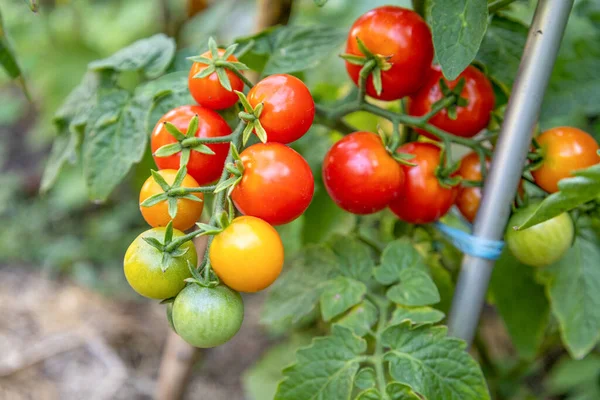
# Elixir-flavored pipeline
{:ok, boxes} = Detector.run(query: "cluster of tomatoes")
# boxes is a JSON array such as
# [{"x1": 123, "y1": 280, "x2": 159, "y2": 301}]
[{"x1": 123, "y1": 5, "x2": 600, "y2": 348}]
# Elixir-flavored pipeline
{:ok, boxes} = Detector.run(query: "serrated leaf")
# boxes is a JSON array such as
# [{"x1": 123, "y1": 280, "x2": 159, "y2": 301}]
[
  {"x1": 519, "y1": 164, "x2": 600, "y2": 229},
  {"x1": 386, "y1": 269, "x2": 440, "y2": 307},
  {"x1": 140, "y1": 192, "x2": 168, "y2": 207},
  {"x1": 140, "y1": 72, "x2": 195, "y2": 131},
  {"x1": 389, "y1": 305, "x2": 445, "y2": 326},
  {"x1": 383, "y1": 323, "x2": 490, "y2": 400},
  {"x1": 88, "y1": 33, "x2": 175, "y2": 79},
  {"x1": 154, "y1": 142, "x2": 182, "y2": 157},
  {"x1": 538, "y1": 219, "x2": 600, "y2": 359},
  {"x1": 429, "y1": 0, "x2": 489, "y2": 80},
  {"x1": 475, "y1": 16, "x2": 528, "y2": 91},
  {"x1": 329, "y1": 235, "x2": 374, "y2": 281},
  {"x1": 374, "y1": 239, "x2": 427, "y2": 285},
  {"x1": 320, "y1": 276, "x2": 367, "y2": 321},
  {"x1": 490, "y1": 250, "x2": 549, "y2": 360},
  {"x1": 262, "y1": 245, "x2": 340, "y2": 330},
  {"x1": 275, "y1": 325, "x2": 366, "y2": 400},
  {"x1": 336, "y1": 300, "x2": 378, "y2": 337},
  {"x1": 82, "y1": 89, "x2": 148, "y2": 201}
]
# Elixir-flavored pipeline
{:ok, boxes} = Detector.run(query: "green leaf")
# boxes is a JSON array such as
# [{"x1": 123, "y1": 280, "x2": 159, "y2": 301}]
[
  {"x1": 490, "y1": 250, "x2": 549, "y2": 360},
  {"x1": 383, "y1": 323, "x2": 490, "y2": 400},
  {"x1": 389, "y1": 305, "x2": 445, "y2": 326},
  {"x1": 82, "y1": 89, "x2": 147, "y2": 201},
  {"x1": 355, "y1": 367, "x2": 376, "y2": 390},
  {"x1": 386, "y1": 382, "x2": 421, "y2": 400},
  {"x1": 88, "y1": 33, "x2": 176, "y2": 79},
  {"x1": 429, "y1": 0, "x2": 489, "y2": 80},
  {"x1": 320, "y1": 276, "x2": 367, "y2": 321},
  {"x1": 329, "y1": 235, "x2": 374, "y2": 281},
  {"x1": 386, "y1": 269, "x2": 440, "y2": 307},
  {"x1": 336, "y1": 300, "x2": 378, "y2": 337},
  {"x1": 154, "y1": 143, "x2": 182, "y2": 157},
  {"x1": 518, "y1": 164, "x2": 600, "y2": 229},
  {"x1": 262, "y1": 245, "x2": 340, "y2": 330},
  {"x1": 374, "y1": 239, "x2": 427, "y2": 285},
  {"x1": 0, "y1": 8, "x2": 23, "y2": 79},
  {"x1": 356, "y1": 389, "x2": 381, "y2": 400},
  {"x1": 302, "y1": 184, "x2": 356, "y2": 244},
  {"x1": 538, "y1": 220, "x2": 600, "y2": 359},
  {"x1": 275, "y1": 325, "x2": 366, "y2": 400},
  {"x1": 313, "y1": 0, "x2": 328, "y2": 6},
  {"x1": 475, "y1": 16, "x2": 528, "y2": 92},
  {"x1": 546, "y1": 353, "x2": 600, "y2": 395},
  {"x1": 138, "y1": 72, "x2": 195, "y2": 130}
]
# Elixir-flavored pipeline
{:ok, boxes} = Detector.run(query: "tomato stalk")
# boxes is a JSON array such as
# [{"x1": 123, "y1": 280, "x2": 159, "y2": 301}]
[{"x1": 367, "y1": 294, "x2": 391, "y2": 400}]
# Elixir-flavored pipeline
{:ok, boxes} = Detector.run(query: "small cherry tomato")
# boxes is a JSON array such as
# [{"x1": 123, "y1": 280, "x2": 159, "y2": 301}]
[
  {"x1": 345, "y1": 6, "x2": 434, "y2": 101},
  {"x1": 389, "y1": 142, "x2": 457, "y2": 224},
  {"x1": 322, "y1": 131, "x2": 405, "y2": 214},
  {"x1": 408, "y1": 65, "x2": 495, "y2": 138},
  {"x1": 124, "y1": 227, "x2": 197, "y2": 299},
  {"x1": 531, "y1": 127, "x2": 600, "y2": 193},
  {"x1": 188, "y1": 49, "x2": 244, "y2": 110},
  {"x1": 151, "y1": 105, "x2": 231, "y2": 185},
  {"x1": 505, "y1": 203, "x2": 574, "y2": 267},
  {"x1": 172, "y1": 284, "x2": 244, "y2": 348},
  {"x1": 455, "y1": 152, "x2": 489, "y2": 223},
  {"x1": 232, "y1": 143, "x2": 314, "y2": 225},
  {"x1": 139, "y1": 169, "x2": 204, "y2": 231},
  {"x1": 210, "y1": 216, "x2": 284, "y2": 292},
  {"x1": 247, "y1": 74, "x2": 315, "y2": 144}
]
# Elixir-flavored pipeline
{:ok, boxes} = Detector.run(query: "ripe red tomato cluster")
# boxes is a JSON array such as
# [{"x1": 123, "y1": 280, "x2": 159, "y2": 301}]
[{"x1": 124, "y1": 51, "x2": 317, "y2": 348}]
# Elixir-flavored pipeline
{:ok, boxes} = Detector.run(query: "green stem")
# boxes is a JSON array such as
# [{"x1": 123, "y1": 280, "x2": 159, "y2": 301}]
[
  {"x1": 181, "y1": 185, "x2": 217, "y2": 193},
  {"x1": 194, "y1": 134, "x2": 235, "y2": 144},
  {"x1": 488, "y1": 0, "x2": 518, "y2": 13},
  {"x1": 370, "y1": 295, "x2": 390, "y2": 400},
  {"x1": 229, "y1": 67, "x2": 254, "y2": 88},
  {"x1": 357, "y1": 59, "x2": 376, "y2": 104}
]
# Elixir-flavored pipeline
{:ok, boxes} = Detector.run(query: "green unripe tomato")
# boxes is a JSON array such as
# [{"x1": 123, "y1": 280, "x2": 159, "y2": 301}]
[
  {"x1": 172, "y1": 284, "x2": 244, "y2": 348},
  {"x1": 505, "y1": 203, "x2": 574, "y2": 267},
  {"x1": 123, "y1": 227, "x2": 197, "y2": 299}
]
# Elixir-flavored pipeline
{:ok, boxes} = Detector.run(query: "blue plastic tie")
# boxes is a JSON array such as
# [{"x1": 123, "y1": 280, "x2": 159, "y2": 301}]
[{"x1": 434, "y1": 222, "x2": 504, "y2": 260}]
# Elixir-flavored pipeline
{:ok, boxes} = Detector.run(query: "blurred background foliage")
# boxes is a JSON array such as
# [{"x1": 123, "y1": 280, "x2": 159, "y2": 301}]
[{"x1": 0, "y1": 0, "x2": 598, "y2": 297}]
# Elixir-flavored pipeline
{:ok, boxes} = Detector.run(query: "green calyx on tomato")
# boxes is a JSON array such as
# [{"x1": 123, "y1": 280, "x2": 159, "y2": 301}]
[
  {"x1": 123, "y1": 226, "x2": 198, "y2": 300},
  {"x1": 505, "y1": 202, "x2": 574, "y2": 267},
  {"x1": 212, "y1": 142, "x2": 244, "y2": 197},
  {"x1": 341, "y1": 36, "x2": 392, "y2": 96},
  {"x1": 187, "y1": 37, "x2": 249, "y2": 93},
  {"x1": 236, "y1": 89, "x2": 268, "y2": 144},
  {"x1": 172, "y1": 283, "x2": 244, "y2": 348}
]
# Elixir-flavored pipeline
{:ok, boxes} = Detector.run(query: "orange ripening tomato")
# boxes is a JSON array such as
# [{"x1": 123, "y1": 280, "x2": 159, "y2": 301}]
[
  {"x1": 188, "y1": 48, "x2": 244, "y2": 110},
  {"x1": 531, "y1": 126, "x2": 600, "y2": 193},
  {"x1": 389, "y1": 142, "x2": 457, "y2": 224},
  {"x1": 151, "y1": 105, "x2": 231, "y2": 185},
  {"x1": 139, "y1": 169, "x2": 203, "y2": 231},
  {"x1": 455, "y1": 152, "x2": 489, "y2": 223},
  {"x1": 345, "y1": 6, "x2": 433, "y2": 100},
  {"x1": 209, "y1": 216, "x2": 284, "y2": 293},
  {"x1": 408, "y1": 65, "x2": 495, "y2": 138},
  {"x1": 231, "y1": 143, "x2": 314, "y2": 225},
  {"x1": 322, "y1": 131, "x2": 405, "y2": 214},
  {"x1": 247, "y1": 74, "x2": 315, "y2": 144}
]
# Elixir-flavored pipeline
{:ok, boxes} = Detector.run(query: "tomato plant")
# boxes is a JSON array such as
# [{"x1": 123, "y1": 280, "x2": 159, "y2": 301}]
[
  {"x1": 389, "y1": 142, "x2": 457, "y2": 224},
  {"x1": 531, "y1": 126, "x2": 600, "y2": 193},
  {"x1": 232, "y1": 143, "x2": 314, "y2": 225},
  {"x1": 123, "y1": 227, "x2": 197, "y2": 300},
  {"x1": 151, "y1": 105, "x2": 231, "y2": 185},
  {"x1": 323, "y1": 131, "x2": 404, "y2": 214},
  {"x1": 210, "y1": 216, "x2": 284, "y2": 293},
  {"x1": 455, "y1": 152, "x2": 488, "y2": 223}
]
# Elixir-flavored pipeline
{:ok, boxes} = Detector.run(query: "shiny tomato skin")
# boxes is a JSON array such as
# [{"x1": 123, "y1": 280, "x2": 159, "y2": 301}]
[
  {"x1": 139, "y1": 169, "x2": 204, "y2": 231},
  {"x1": 231, "y1": 143, "x2": 314, "y2": 226},
  {"x1": 188, "y1": 49, "x2": 244, "y2": 110},
  {"x1": 151, "y1": 105, "x2": 231, "y2": 185},
  {"x1": 455, "y1": 152, "x2": 489, "y2": 223},
  {"x1": 531, "y1": 127, "x2": 600, "y2": 193},
  {"x1": 123, "y1": 227, "x2": 197, "y2": 300},
  {"x1": 247, "y1": 74, "x2": 315, "y2": 144},
  {"x1": 389, "y1": 142, "x2": 457, "y2": 224},
  {"x1": 322, "y1": 131, "x2": 405, "y2": 214},
  {"x1": 408, "y1": 65, "x2": 495, "y2": 138},
  {"x1": 209, "y1": 216, "x2": 284, "y2": 293},
  {"x1": 345, "y1": 6, "x2": 434, "y2": 101}
]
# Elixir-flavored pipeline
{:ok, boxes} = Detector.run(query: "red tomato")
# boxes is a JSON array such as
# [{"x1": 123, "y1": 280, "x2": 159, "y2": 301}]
[
  {"x1": 231, "y1": 143, "x2": 314, "y2": 225},
  {"x1": 408, "y1": 65, "x2": 495, "y2": 138},
  {"x1": 188, "y1": 49, "x2": 244, "y2": 110},
  {"x1": 345, "y1": 6, "x2": 434, "y2": 101},
  {"x1": 389, "y1": 142, "x2": 457, "y2": 224},
  {"x1": 247, "y1": 74, "x2": 315, "y2": 144},
  {"x1": 531, "y1": 126, "x2": 600, "y2": 193},
  {"x1": 322, "y1": 132, "x2": 405, "y2": 214},
  {"x1": 151, "y1": 105, "x2": 231, "y2": 185}
]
